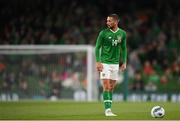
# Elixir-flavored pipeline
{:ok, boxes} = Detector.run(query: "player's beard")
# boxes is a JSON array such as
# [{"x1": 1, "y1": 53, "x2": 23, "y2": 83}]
[
  {"x1": 107, "y1": 22, "x2": 116, "y2": 29},
  {"x1": 107, "y1": 24, "x2": 113, "y2": 29},
  {"x1": 108, "y1": 25, "x2": 115, "y2": 30}
]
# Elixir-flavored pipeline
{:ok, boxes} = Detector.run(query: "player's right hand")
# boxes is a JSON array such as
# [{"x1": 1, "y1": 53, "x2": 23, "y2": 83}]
[
  {"x1": 119, "y1": 63, "x2": 126, "y2": 71},
  {"x1": 96, "y1": 62, "x2": 103, "y2": 72}
]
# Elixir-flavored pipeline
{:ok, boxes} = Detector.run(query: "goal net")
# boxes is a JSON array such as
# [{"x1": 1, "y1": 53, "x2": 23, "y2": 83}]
[{"x1": 0, "y1": 45, "x2": 98, "y2": 101}]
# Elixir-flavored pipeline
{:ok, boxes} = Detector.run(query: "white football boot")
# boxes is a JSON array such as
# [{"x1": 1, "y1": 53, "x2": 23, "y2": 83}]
[{"x1": 105, "y1": 108, "x2": 117, "y2": 116}]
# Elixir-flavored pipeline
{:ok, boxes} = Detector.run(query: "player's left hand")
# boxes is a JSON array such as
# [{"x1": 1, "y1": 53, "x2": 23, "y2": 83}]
[{"x1": 120, "y1": 63, "x2": 126, "y2": 71}]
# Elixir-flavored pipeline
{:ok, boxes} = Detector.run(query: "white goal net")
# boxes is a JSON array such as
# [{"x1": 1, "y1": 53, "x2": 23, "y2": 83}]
[{"x1": 0, "y1": 45, "x2": 98, "y2": 101}]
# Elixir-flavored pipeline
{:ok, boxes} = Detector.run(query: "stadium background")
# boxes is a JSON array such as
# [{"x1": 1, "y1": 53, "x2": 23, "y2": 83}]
[{"x1": 0, "y1": 0, "x2": 179, "y2": 102}]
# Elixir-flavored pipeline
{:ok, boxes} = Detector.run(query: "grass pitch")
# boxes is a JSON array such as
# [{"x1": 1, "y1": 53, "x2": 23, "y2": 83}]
[{"x1": 0, "y1": 101, "x2": 180, "y2": 120}]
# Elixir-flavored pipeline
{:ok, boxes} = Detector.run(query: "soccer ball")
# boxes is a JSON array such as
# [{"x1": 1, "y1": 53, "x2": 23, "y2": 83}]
[{"x1": 151, "y1": 106, "x2": 165, "y2": 118}]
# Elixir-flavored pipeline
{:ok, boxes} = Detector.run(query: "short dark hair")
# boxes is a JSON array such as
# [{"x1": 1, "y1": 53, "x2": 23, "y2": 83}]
[{"x1": 108, "y1": 14, "x2": 119, "y2": 22}]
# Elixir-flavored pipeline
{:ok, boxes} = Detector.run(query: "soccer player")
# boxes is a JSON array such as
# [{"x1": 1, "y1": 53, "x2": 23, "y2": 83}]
[{"x1": 95, "y1": 14, "x2": 127, "y2": 116}]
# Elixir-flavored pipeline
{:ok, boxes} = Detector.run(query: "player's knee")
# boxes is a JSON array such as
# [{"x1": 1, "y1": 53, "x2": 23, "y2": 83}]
[
  {"x1": 109, "y1": 84, "x2": 116, "y2": 91},
  {"x1": 103, "y1": 81, "x2": 115, "y2": 91},
  {"x1": 103, "y1": 86, "x2": 109, "y2": 91},
  {"x1": 109, "y1": 86, "x2": 114, "y2": 91},
  {"x1": 103, "y1": 85, "x2": 112, "y2": 91},
  {"x1": 104, "y1": 85, "x2": 114, "y2": 91}
]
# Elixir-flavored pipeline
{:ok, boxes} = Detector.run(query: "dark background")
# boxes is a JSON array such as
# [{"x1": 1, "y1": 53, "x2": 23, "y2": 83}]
[{"x1": 0, "y1": 0, "x2": 179, "y2": 100}]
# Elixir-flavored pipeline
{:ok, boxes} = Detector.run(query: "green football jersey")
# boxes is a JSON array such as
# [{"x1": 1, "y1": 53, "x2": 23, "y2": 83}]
[{"x1": 95, "y1": 28, "x2": 127, "y2": 64}]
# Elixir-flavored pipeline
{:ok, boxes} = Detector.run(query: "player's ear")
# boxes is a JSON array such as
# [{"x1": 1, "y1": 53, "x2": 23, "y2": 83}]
[{"x1": 115, "y1": 19, "x2": 119, "y2": 23}]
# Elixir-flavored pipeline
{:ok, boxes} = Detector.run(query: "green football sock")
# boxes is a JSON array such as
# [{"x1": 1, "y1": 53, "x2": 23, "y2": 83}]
[
  {"x1": 109, "y1": 91, "x2": 112, "y2": 108},
  {"x1": 103, "y1": 91, "x2": 112, "y2": 109},
  {"x1": 109, "y1": 91, "x2": 112, "y2": 100}
]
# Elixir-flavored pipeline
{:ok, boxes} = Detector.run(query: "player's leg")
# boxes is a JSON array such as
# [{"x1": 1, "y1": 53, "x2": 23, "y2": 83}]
[
  {"x1": 100, "y1": 64, "x2": 111, "y2": 111},
  {"x1": 103, "y1": 80, "x2": 116, "y2": 108},
  {"x1": 102, "y1": 79, "x2": 117, "y2": 116},
  {"x1": 109, "y1": 79, "x2": 116, "y2": 103},
  {"x1": 104, "y1": 64, "x2": 119, "y2": 116},
  {"x1": 100, "y1": 63, "x2": 117, "y2": 116},
  {"x1": 102, "y1": 79, "x2": 112, "y2": 110},
  {"x1": 108, "y1": 64, "x2": 119, "y2": 105}
]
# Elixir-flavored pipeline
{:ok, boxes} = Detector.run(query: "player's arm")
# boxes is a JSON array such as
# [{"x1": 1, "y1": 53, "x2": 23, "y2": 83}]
[
  {"x1": 120, "y1": 31, "x2": 127, "y2": 71},
  {"x1": 95, "y1": 31, "x2": 103, "y2": 72}
]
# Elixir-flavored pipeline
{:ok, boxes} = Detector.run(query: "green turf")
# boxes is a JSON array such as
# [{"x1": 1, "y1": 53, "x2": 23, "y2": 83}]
[{"x1": 0, "y1": 101, "x2": 179, "y2": 120}]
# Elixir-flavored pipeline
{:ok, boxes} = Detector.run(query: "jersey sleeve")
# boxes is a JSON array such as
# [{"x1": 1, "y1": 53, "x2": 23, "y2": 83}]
[
  {"x1": 95, "y1": 31, "x2": 103, "y2": 62},
  {"x1": 121, "y1": 31, "x2": 127, "y2": 63}
]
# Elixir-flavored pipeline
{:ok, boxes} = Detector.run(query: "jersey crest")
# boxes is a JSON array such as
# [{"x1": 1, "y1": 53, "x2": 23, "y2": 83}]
[
  {"x1": 117, "y1": 35, "x2": 122, "y2": 43},
  {"x1": 111, "y1": 35, "x2": 122, "y2": 46}
]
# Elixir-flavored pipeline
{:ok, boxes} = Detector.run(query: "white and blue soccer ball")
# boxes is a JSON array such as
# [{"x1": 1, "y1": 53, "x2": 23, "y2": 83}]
[{"x1": 151, "y1": 106, "x2": 165, "y2": 118}]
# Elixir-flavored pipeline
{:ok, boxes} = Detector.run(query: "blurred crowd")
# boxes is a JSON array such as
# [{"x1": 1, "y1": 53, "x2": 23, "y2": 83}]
[
  {"x1": 0, "y1": 0, "x2": 179, "y2": 99},
  {"x1": 0, "y1": 0, "x2": 178, "y2": 45},
  {"x1": 0, "y1": 54, "x2": 87, "y2": 99}
]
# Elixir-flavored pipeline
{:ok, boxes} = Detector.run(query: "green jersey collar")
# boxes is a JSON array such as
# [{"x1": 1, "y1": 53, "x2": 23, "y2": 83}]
[{"x1": 109, "y1": 28, "x2": 119, "y2": 33}]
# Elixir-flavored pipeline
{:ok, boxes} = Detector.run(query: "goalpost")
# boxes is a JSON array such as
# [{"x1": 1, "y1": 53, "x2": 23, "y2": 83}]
[{"x1": 0, "y1": 45, "x2": 98, "y2": 101}]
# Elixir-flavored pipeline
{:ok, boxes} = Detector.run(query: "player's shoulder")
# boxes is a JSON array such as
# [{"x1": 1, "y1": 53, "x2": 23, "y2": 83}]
[
  {"x1": 118, "y1": 28, "x2": 126, "y2": 34},
  {"x1": 100, "y1": 28, "x2": 109, "y2": 33},
  {"x1": 98, "y1": 28, "x2": 109, "y2": 35}
]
